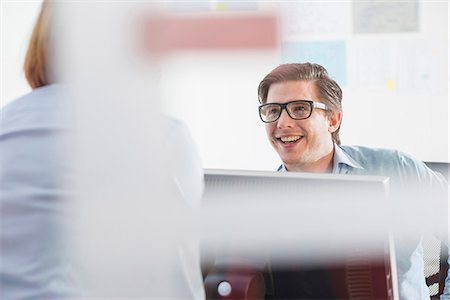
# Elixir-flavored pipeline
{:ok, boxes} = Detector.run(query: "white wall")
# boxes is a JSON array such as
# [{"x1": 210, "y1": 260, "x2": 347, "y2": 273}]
[
  {"x1": 2, "y1": 1, "x2": 449, "y2": 171},
  {"x1": 1, "y1": 0, "x2": 42, "y2": 107},
  {"x1": 160, "y1": 50, "x2": 282, "y2": 171}
]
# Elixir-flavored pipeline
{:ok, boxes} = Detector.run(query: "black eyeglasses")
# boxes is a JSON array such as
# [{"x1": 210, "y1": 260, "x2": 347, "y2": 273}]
[{"x1": 258, "y1": 100, "x2": 328, "y2": 123}]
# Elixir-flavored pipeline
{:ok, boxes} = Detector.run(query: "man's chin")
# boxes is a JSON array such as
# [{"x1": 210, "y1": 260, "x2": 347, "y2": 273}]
[{"x1": 281, "y1": 158, "x2": 302, "y2": 169}]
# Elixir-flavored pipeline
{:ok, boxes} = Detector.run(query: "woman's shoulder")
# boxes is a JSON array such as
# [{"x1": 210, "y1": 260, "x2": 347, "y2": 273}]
[{"x1": 1, "y1": 85, "x2": 69, "y2": 133}]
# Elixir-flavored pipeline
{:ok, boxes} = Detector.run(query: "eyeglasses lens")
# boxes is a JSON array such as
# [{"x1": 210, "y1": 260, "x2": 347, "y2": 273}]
[
  {"x1": 260, "y1": 104, "x2": 281, "y2": 122},
  {"x1": 288, "y1": 101, "x2": 311, "y2": 119}
]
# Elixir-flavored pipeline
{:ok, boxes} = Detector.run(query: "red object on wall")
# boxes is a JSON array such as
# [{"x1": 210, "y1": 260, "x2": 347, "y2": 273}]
[{"x1": 138, "y1": 13, "x2": 278, "y2": 54}]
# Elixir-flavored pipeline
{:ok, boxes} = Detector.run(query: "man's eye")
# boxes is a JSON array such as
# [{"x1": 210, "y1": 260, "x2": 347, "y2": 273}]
[
  {"x1": 268, "y1": 108, "x2": 279, "y2": 115},
  {"x1": 293, "y1": 106, "x2": 306, "y2": 112}
]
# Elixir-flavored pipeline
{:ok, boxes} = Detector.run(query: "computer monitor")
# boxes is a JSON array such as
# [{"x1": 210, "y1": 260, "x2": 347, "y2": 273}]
[{"x1": 201, "y1": 168, "x2": 398, "y2": 300}]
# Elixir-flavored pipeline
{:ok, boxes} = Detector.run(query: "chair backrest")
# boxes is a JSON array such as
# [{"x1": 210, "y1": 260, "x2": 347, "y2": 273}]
[
  {"x1": 423, "y1": 161, "x2": 449, "y2": 299},
  {"x1": 423, "y1": 234, "x2": 449, "y2": 299},
  {"x1": 424, "y1": 162, "x2": 449, "y2": 181}
]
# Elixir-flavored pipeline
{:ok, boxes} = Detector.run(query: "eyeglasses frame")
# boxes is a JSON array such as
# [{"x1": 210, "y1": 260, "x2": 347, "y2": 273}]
[{"x1": 258, "y1": 100, "x2": 329, "y2": 123}]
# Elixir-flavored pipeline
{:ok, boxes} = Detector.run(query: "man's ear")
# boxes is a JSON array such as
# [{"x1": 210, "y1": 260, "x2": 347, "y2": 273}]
[{"x1": 328, "y1": 111, "x2": 342, "y2": 133}]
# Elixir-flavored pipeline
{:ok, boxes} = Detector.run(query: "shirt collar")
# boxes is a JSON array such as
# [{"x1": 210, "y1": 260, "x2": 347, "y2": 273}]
[
  {"x1": 277, "y1": 144, "x2": 364, "y2": 174},
  {"x1": 332, "y1": 144, "x2": 363, "y2": 174}
]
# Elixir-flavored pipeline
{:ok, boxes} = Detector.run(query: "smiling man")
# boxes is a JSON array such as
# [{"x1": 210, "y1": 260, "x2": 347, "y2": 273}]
[
  {"x1": 260, "y1": 79, "x2": 340, "y2": 173},
  {"x1": 257, "y1": 63, "x2": 449, "y2": 299}
]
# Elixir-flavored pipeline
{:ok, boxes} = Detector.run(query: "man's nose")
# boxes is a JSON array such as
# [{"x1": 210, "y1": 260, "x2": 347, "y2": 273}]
[{"x1": 277, "y1": 109, "x2": 294, "y2": 128}]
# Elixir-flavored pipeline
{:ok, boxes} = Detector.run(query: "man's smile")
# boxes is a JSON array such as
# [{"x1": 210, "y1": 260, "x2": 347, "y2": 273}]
[{"x1": 275, "y1": 135, "x2": 304, "y2": 145}]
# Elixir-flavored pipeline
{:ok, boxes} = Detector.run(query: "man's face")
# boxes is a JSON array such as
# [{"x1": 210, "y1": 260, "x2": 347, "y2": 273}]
[{"x1": 264, "y1": 80, "x2": 339, "y2": 172}]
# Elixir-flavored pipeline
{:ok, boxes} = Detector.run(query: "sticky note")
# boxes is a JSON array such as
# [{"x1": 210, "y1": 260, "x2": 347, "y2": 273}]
[{"x1": 387, "y1": 79, "x2": 395, "y2": 90}]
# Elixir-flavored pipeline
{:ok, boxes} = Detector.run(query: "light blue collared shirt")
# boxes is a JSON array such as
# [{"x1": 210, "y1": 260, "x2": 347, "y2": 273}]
[
  {"x1": 332, "y1": 144, "x2": 363, "y2": 173},
  {"x1": 278, "y1": 144, "x2": 449, "y2": 300}
]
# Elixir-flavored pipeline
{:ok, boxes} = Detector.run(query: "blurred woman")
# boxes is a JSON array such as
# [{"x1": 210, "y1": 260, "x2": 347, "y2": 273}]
[
  {"x1": 0, "y1": 1, "x2": 77, "y2": 298},
  {"x1": 1, "y1": 1, "x2": 205, "y2": 299}
]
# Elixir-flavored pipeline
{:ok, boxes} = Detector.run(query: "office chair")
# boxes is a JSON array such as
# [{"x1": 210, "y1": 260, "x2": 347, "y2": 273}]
[
  {"x1": 423, "y1": 234, "x2": 449, "y2": 299},
  {"x1": 423, "y1": 161, "x2": 449, "y2": 299}
]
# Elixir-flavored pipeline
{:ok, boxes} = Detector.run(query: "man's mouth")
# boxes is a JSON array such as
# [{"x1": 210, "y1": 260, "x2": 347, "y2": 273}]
[{"x1": 278, "y1": 135, "x2": 303, "y2": 144}]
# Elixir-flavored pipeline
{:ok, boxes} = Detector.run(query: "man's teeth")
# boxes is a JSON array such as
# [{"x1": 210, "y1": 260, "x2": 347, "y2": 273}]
[{"x1": 280, "y1": 136, "x2": 301, "y2": 143}]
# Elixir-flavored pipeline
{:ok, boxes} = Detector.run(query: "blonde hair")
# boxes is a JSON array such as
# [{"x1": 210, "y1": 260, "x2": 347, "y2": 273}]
[{"x1": 24, "y1": 0, "x2": 50, "y2": 89}]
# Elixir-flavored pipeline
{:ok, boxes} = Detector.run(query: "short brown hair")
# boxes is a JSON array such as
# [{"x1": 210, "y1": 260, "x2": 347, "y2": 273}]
[
  {"x1": 258, "y1": 63, "x2": 343, "y2": 145},
  {"x1": 24, "y1": 0, "x2": 50, "y2": 89}
]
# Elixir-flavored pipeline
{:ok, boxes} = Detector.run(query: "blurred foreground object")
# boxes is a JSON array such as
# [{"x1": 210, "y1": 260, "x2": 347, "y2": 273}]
[
  {"x1": 53, "y1": 1, "x2": 206, "y2": 297},
  {"x1": 52, "y1": 1, "x2": 278, "y2": 298}
]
